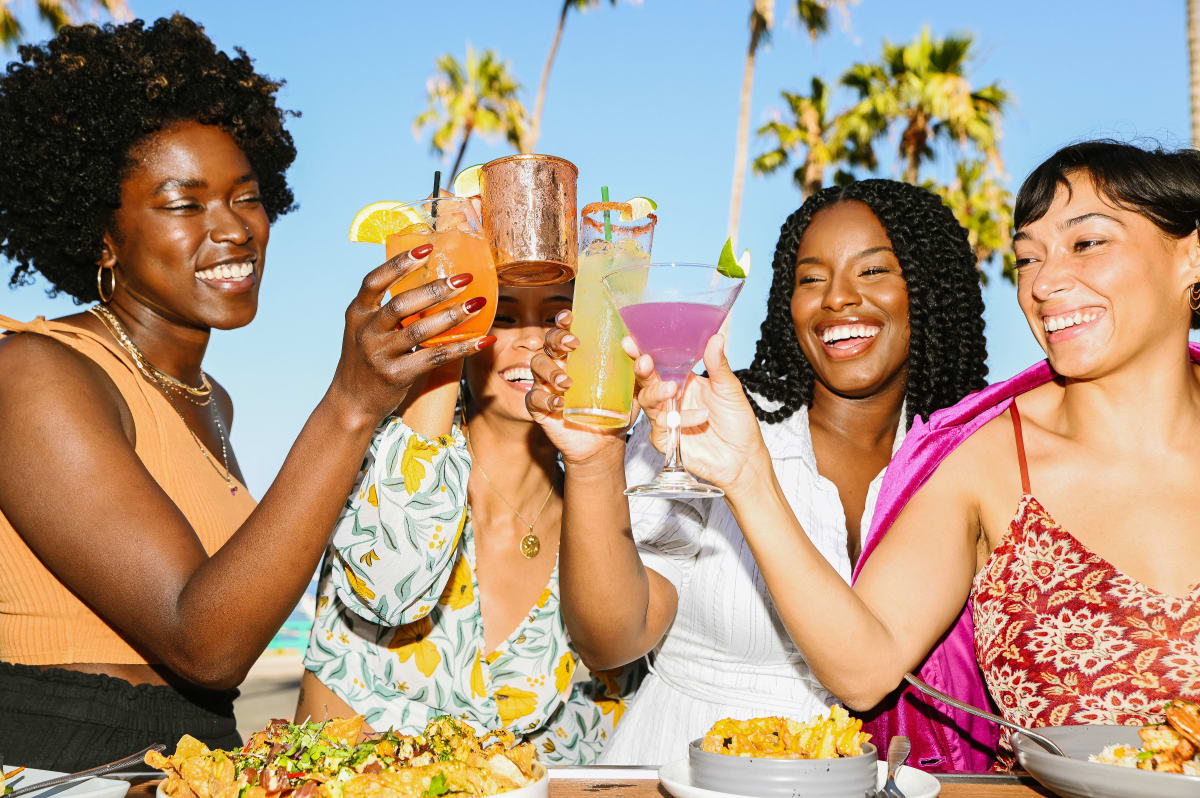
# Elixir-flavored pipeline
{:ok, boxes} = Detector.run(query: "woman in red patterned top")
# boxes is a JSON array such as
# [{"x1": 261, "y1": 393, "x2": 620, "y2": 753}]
[{"x1": 611, "y1": 140, "x2": 1200, "y2": 762}]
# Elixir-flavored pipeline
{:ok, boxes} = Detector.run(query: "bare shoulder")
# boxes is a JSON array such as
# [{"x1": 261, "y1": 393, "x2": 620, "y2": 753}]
[{"x1": 0, "y1": 328, "x2": 129, "y2": 434}]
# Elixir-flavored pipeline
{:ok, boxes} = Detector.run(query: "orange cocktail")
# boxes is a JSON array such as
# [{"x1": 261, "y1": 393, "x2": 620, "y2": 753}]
[{"x1": 385, "y1": 197, "x2": 497, "y2": 347}]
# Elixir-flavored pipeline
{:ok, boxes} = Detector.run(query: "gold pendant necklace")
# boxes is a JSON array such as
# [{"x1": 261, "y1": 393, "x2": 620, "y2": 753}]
[{"x1": 464, "y1": 428, "x2": 555, "y2": 560}]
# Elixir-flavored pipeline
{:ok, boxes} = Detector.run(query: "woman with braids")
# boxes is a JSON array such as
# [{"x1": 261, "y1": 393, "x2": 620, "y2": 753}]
[
  {"x1": 0, "y1": 16, "x2": 492, "y2": 768},
  {"x1": 525, "y1": 179, "x2": 989, "y2": 764},
  {"x1": 570, "y1": 144, "x2": 1200, "y2": 770}
]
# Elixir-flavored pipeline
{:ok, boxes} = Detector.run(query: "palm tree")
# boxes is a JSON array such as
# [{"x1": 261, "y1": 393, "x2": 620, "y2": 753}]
[
  {"x1": 413, "y1": 45, "x2": 529, "y2": 179},
  {"x1": 929, "y1": 159, "x2": 1015, "y2": 282},
  {"x1": 841, "y1": 27, "x2": 1008, "y2": 184},
  {"x1": 727, "y1": 0, "x2": 847, "y2": 242},
  {"x1": 529, "y1": 0, "x2": 617, "y2": 153},
  {"x1": 1, "y1": 0, "x2": 130, "y2": 47},
  {"x1": 1189, "y1": 0, "x2": 1199, "y2": 146},
  {"x1": 752, "y1": 76, "x2": 876, "y2": 198}
]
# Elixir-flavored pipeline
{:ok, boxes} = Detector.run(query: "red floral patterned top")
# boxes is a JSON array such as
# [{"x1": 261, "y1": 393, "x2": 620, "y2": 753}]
[{"x1": 971, "y1": 404, "x2": 1200, "y2": 757}]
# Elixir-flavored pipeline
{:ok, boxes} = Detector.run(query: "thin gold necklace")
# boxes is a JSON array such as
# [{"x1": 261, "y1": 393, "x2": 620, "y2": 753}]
[
  {"x1": 89, "y1": 305, "x2": 238, "y2": 496},
  {"x1": 90, "y1": 304, "x2": 213, "y2": 405},
  {"x1": 463, "y1": 426, "x2": 555, "y2": 559}
]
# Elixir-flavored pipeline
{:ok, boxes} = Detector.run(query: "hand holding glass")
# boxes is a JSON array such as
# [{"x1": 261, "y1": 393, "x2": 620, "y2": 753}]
[
  {"x1": 385, "y1": 197, "x2": 498, "y2": 346},
  {"x1": 602, "y1": 263, "x2": 744, "y2": 498}
]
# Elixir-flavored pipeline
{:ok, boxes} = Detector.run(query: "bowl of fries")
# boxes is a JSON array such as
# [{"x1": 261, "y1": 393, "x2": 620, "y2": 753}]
[{"x1": 688, "y1": 706, "x2": 876, "y2": 798}]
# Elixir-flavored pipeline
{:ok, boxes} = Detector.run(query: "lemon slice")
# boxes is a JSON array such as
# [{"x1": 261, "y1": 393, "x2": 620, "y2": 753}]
[
  {"x1": 717, "y1": 237, "x2": 750, "y2": 278},
  {"x1": 452, "y1": 164, "x2": 484, "y2": 197},
  {"x1": 619, "y1": 196, "x2": 657, "y2": 221},
  {"x1": 348, "y1": 201, "x2": 425, "y2": 244}
]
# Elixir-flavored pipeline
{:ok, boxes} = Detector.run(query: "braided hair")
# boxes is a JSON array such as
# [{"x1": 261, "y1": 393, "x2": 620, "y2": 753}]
[
  {"x1": 0, "y1": 14, "x2": 297, "y2": 303},
  {"x1": 737, "y1": 179, "x2": 988, "y2": 428}
]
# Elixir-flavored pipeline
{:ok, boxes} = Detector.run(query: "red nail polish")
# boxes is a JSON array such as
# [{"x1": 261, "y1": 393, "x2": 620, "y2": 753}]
[
  {"x1": 411, "y1": 243, "x2": 433, "y2": 259},
  {"x1": 464, "y1": 296, "x2": 487, "y2": 314},
  {"x1": 448, "y1": 273, "x2": 473, "y2": 289},
  {"x1": 475, "y1": 335, "x2": 497, "y2": 350}
]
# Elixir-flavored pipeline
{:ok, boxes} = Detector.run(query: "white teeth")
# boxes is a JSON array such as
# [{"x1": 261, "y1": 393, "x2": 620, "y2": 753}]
[
  {"x1": 502, "y1": 367, "x2": 533, "y2": 383},
  {"x1": 1042, "y1": 310, "x2": 1100, "y2": 334},
  {"x1": 196, "y1": 262, "x2": 254, "y2": 281},
  {"x1": 821, "y1": 324, "x2": 882, "y2": 343}
]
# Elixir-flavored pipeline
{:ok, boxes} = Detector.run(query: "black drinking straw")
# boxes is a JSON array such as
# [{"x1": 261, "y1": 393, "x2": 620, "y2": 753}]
[{"x1": 431, "y1": 170, "x2": 442, "y2": 220}]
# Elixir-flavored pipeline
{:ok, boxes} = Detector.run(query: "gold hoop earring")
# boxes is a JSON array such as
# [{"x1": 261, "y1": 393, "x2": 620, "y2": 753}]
[{"x1": 97, "y1": 265, "x2": 115, "y2": 303}]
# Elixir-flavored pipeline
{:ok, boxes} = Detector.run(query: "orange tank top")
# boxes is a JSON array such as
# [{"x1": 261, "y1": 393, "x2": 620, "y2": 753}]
[{"x1": 0, "y1": 315, "x2": 256, "y2": 665}]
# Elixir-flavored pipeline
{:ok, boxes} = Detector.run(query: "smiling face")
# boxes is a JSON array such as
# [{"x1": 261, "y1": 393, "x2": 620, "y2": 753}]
[
  {"x1": 790, "y1": 201, "x2": 911, "y2": 398},
  {"x1": 1013, "y1": 172, "x2": 1198, "y2": 378},
  {"x1": 100, "y1": 120, "x2": 269, "y2": 330},
  {"x1": 465, "y1": 284, "x2": 574, "y2": 422}
]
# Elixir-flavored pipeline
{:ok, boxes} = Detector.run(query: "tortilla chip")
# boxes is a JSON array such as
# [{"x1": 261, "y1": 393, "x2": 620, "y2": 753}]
[{"x1": 320, "y1": 715, "x2": 365, "y2": 746}]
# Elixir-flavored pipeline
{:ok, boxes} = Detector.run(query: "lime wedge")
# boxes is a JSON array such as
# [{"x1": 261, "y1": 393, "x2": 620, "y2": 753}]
[
  {"x1": 716, "y1": 237, "x2": 749, "y2": 278},
  {"x1": 452, "y1": 164, "x2": 484, "y2": 197},
  {"x1": 349, "y1": 201, "x2": 425, "y2": 244},
  {"x1": 619, "y1": 196, "x2": 657, "y2": 221}
]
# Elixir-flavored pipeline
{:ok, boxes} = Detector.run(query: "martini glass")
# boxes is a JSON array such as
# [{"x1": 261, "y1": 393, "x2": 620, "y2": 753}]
[{"x1": 603, "y1": 263, "x2": 744, "y2": 498}]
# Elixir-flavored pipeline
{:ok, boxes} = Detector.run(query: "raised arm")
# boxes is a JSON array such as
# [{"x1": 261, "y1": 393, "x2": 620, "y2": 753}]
[
  {"x1": 636, "y1": 334, "x2": 982, "y2": 709},
  {"x1": 525, "y1": 313, "x2": 679, "y2": 670},
  {"x1": 0, "y1": 251, "x2": 490, "y2": 689}
]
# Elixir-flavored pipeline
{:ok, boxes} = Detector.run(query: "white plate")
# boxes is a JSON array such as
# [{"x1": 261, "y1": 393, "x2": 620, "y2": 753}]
[
  {"x1": 659, "y1": 759, "x2": 940, "y2": 798},
  {"x1": 1013, "y1": 724, "x2": 1200, "y2": 798},
  {"x1": 154, "y1": 763, "x2": 549, "y2": 798},
  {"x1": 5, "y1": 768, "x2": 129, "y2": 798}
]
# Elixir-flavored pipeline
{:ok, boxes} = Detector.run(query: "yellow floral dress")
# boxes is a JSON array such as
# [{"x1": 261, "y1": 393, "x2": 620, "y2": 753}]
[{"x1": 304, "y1": 417, "x2": 641, "y2": 764}]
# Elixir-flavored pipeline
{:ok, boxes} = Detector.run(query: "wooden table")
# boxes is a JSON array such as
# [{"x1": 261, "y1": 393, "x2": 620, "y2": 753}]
[{"x1": 128, "y1": 773, "x2": 1055, "y2": 796}]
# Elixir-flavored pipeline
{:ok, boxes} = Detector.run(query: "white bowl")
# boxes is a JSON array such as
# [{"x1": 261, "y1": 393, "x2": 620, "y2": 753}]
[{"x1": 1013, "y1": 724, "x2": 1200, "y2": 798}]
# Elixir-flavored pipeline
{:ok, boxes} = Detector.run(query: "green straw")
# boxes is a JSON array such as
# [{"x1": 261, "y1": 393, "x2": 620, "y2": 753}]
[{"x1": 601, "y1": 185, "x2": 612, "y2": 242}]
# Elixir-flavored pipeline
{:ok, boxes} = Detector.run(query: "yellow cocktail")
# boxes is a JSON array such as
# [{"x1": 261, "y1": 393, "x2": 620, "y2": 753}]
[{"x1": 563, "y1": 201, "x2": 655, "y2": 427}]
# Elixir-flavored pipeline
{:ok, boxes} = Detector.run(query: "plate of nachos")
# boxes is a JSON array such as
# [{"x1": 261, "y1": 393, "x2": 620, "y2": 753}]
[{"x1": 147, "y1": 715, "x2": 546, "y2": 798}]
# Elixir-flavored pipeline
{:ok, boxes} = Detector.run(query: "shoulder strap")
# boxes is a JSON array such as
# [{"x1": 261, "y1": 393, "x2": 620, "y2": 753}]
[{"x1": 1007, "y1": 401, "x2": 1031, "y2": 495}]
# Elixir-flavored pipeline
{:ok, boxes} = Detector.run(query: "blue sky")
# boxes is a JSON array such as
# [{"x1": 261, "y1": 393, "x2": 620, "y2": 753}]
[{"x1": 1, "y1": 0, "x2": 1190, "y2": 496}]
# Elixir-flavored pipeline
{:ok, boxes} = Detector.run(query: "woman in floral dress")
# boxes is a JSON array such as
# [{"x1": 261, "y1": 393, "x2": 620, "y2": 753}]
[
  {"x1": 551, "y1": 141, "x2": 1200, "y2": 766},
  {"x1": 298, "y1": 283, "x2": 641, "y2": 764}
]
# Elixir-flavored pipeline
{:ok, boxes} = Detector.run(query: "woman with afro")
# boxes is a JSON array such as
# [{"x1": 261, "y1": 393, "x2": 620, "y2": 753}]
[
  {"x1": 525, "y1": 179, "x2": 989, "y2": 763},
  {"x1": 0, "y1": 15, "x2": 491, "y2": 768}
]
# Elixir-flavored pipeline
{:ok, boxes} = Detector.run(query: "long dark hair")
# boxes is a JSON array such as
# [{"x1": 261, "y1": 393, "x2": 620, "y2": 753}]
[{"x1": 737, "y1": 179, "x2": 988, "y2": 427}]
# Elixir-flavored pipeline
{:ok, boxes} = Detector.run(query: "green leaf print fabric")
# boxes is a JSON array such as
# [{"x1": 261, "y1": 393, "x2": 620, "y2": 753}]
[{"x1": 304, "y1": 417, "x2": 643, "y2": 764}]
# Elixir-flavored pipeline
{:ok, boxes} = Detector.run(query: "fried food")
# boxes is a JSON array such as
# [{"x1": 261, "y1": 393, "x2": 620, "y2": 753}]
[
  {"x1": 146, "y1": 716, "x2": 540, "y2": 797},
  {"x1": 701, "y1": 706, "x2": 871, "y2": 759},
  {"x1": 1090, "y1": 700, "x2": 1200, "y2": 777}
]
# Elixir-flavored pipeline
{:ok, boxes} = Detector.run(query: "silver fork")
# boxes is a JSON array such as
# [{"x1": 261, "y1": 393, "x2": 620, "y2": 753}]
[
  {"x1": 6, "y1": 744, "x2": 165, "y2": 798},
  {"x1": 903, "y1": 673, "x2": 1068, "y2": 758},
  {"x1": 878, "y1": 735, "x2": 910, "y2": 798}
]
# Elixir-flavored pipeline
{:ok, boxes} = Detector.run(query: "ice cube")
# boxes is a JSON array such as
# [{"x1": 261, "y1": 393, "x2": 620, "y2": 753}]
[{"x1": 581, "y1": 238, "x2": 615, "y2": 257}]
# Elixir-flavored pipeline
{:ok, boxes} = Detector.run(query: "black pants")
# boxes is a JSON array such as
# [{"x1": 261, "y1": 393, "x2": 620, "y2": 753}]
[{"x1": 0, "y1": 662, "x2": 241, "y2": 770}]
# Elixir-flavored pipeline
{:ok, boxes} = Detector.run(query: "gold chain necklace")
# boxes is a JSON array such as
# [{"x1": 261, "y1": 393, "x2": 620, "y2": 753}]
[
  {"x1": 464, "y1": 428, "x2": 556, "y2": 559},
  {"x1": 90, "y1": 304, "x2": 213, "y2": 405},
  {"x1": 89, "y1": 305, "x2": 238, "y2": 496}
]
